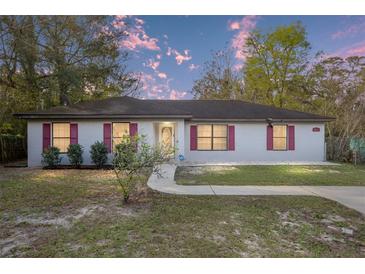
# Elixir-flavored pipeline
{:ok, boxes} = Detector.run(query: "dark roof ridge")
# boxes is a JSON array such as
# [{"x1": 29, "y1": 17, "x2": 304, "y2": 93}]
[
  {"x1": 14, "y1": 95, "x2": 335, "y2": 121},
  {"x1": 135, "y1": 96, "x2": 332, "y2": 119}
]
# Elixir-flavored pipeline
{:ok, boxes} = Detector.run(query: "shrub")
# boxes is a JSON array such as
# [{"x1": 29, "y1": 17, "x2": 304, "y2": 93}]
[
  {"x1": 67, "y1": 144, "x2": 84, "y2": 168},
  {"x1": 41, "y1": 147, "x2": 62, "y2": 168},
  {"x1": 90, "y1": 141, "x2": 108, "y2": 168},
  {"x1": 113, "y1": 135, "x2": 173, "y2": 203}
]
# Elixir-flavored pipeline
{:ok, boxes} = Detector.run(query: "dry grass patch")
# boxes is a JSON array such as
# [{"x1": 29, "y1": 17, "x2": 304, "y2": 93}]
[
  {"x1": 175, "y1": 164, "x2": 365, "y2": 186},
  {"x1": 1, "y1": 168, "x2": 365, "y2": 257}
]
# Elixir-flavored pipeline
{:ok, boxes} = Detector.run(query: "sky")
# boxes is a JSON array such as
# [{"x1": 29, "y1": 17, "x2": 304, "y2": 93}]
[{"x1": 115, "y1": 15, "x2": 365, "y2": 100}]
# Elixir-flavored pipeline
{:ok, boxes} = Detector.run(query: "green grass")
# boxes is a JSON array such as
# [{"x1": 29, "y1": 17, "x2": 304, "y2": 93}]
[
  {"x1": 175, "y1": 164, "x2": 365, "y2": 186},
  {"x1": 1, "y1": 168, "x2": 365, "y2": 257}
]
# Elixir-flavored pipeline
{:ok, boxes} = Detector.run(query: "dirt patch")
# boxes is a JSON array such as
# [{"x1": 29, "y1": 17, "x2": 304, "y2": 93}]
[
  {"x1": 328, "y1": 170, "x2": 341, "y2": 174},
  {"x1": 1, "y1": 198, "x2": 147, "y2": 257},
  {"x1": 0, "y1": 231, "x2": 33, "y2": 257},
  {"x1": 15, "y1": 205, "x2": 101, "y2": 229},
  {"x1": 212, "y1": 234, "x2": 226, "y2": 243},
  {"x1": 241, "y1": 233, "x2": 273, "y2": 257}
]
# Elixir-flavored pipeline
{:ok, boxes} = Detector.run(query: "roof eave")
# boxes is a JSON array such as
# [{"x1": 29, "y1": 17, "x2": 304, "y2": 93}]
[
  {"x1": 190, "y1": 118, "x2": 335, "y2": 122},
  {"x1": 13, "y1": 113, "x2": 193, "y2": 120}
]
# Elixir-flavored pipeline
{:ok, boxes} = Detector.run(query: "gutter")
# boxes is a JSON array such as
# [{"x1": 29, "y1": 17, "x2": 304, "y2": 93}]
[
  {"x1": 13, "y1": 113, "x2": 193, "y2": 120},
  {"x1": 189, "y1": 118, "x2": 335, "y2": 122},
  {"x1": 13, "y1": 114, "x2": 335, "y2": 123}
]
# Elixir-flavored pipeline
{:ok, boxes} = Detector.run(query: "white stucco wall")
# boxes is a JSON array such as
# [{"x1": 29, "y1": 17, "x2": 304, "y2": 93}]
[
  {"x1": 183, "y1": 122, "x2": 326, "y2": 163},
  {"x1": 27, "y1": 120, "x2": 325, "y2": 167},
  {"x1": 27, "y1": 119, "x2": 185, "y2": 167}
]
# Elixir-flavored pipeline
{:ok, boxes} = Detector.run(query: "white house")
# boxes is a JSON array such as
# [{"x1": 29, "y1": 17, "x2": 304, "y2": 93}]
[{"x1": 14, "y1": 96, "x2": 334, "y2": 167}]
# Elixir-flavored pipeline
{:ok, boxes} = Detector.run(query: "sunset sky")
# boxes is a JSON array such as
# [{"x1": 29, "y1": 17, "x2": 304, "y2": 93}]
[{"x1": 117, "y1": 16, "x2": 365, "y2": 99}]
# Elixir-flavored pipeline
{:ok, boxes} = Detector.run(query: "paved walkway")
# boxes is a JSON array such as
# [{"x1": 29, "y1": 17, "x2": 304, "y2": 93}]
[
  {"x1": 147, "y1": 164, "x2": 365, "y2": 215},
  {"x1": 179, "y1": 161, "x2": 339, "y2": 166}
]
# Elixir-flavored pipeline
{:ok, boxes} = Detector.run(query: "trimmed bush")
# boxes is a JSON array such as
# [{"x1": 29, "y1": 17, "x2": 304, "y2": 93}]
[
  {"x1": 90, "y1": 141, "x2": 108, "y2": 168},
  {"x1": 67, "y1": 144, "x2": 84, "y2": 168},
  {"x1": 42, "y1": 147, "x2": 61, "y2": 168}
]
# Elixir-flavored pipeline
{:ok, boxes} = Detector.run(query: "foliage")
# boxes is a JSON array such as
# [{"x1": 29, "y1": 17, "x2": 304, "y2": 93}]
[
  {"x1": 90, "y1": 141, "x2": 108, "y2": 168},
  {"x1": 0, "y1": 134, "x2": 26, "y2": 163},
  {"x1": 243, "y1": 22, "x2": 311, "y2": 108},
  {"x1": 113, "y1": 135, "x2": 173, "y2": 203},
  {"x1": 306, "y1": 56, "x2": 365, "y2": 161},
  {"x1": 66, "y1": 144, "x2": 84, "y2": 168},
  {"x1": 0, "y1": 15, "x2": 140, "y2": 135},
  {"x1": 41, "y1": 146, "x2": 61, "y2": 168},
  {"x1": 192, "y1": 49, "x2": 244, "y2": 99},
  {"x1": 192, "y1": 21, "x2": 365, "y2": 162}
]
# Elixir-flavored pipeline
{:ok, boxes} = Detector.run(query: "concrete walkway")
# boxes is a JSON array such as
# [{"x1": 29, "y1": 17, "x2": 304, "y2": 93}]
[{"x1": 147, "y1": 164, "x2": 365, "y2": 215}]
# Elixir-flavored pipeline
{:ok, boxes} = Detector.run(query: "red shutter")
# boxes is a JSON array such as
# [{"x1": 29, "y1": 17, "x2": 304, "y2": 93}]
[
  {"x1": 129, "y1": 123, "x2": 138, "y2": 138},
  {"x1": 190, "y1": 125, "x2": 197, "y2": 151},
  {"x1": 288, "y1": 125, "x2": 295, "y2": 150},
  {"x1": 267, "y1": 125, "x2": 273, "y2": 150},
  {"x1": 129, "y1": 123, "x2": 138, "y2": 151},
  {"x1": 70, "y1": 123, "x2": 78, "y2": 144},
  {"x1": 228, "y1": 125, "x2": 235, "y2": 151},
  {"x1": 42, "y1": 123, "x2": 51, "y2": 151},
  {"x1": 103, "y1": 123, "x2": 112, "y2": 153}
]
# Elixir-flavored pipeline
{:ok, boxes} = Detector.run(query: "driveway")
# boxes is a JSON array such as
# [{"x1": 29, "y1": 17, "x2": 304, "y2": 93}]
[{"x1": 148, "y1": 164, "x2": 365, "y2": 215}]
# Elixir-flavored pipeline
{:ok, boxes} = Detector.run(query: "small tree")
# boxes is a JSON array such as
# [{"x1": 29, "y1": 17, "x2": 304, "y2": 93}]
[
  {"x1": 67, "y1": 144, "x2": 84, "y2": 168},
  {"x1": 90, "y1": 141, "x2": 108, "y2": 168},
  {"x1": 41, "y1": 147, "x2": 62, "y2": 168},
  {"x1": 113, "y1": 135, "x2": 173, "y2": 203}
]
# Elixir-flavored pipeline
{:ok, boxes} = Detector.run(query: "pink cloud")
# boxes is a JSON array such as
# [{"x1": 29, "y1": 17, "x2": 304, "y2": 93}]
[
  {"x1": 233, "y1": 63, "x2": 243, "y2": 71},
  {"x1": 345, "y1": 43, "x2": 365, "y2": 56},
  {"x1": 115, "y1": 16, "x2": 160, "y2": 51},
  {"x1": 332, "y1": 40, "x2": 365, "y2": 58},
  {"x1": 166, "y1": 47, "x2": 172, "y2": 56},
  {"x1": 229, "y1": 21, "x2": 240, "y2": 30},
  {"x1": 166, "y1": 48, "x2": 192, "y2": 65},
  {"x1": 188, "y1": 64, "x2": 200, "y2": 71},
  {"x1": 170, "y1": 89, "x2": 187, "y2": 100},
  {"x1": 175, "y1": 50, "x2": 192, "y2": 65},
  {"x1": 139, "y1": 72, "x2": 186, "y2": 100},
  {"x1": 229, "y1": 16, "x2": 259, "y2": 61},
  {"x1": 140, "y1": 73, "x2": 166, "y2": 97},
  {"x1": 112, "y1": 17, "x2": 126, "y2": 28},
  {"x1": 135, "y1": 18, "x2": 144, "y2": 25},
  {"x1": 157, "y1": 72, "x2": 167, "y2": 79},
  {"x1": 347, "y1": 45, "x2": 365, "y2": 55},
  {"x1": 331, "y1": 19, "x2": 365, "y2": 40},
  {"x1": 115, "y1": 15, "x2": 127, "y2": 20},
  {"x1": 145, "y1": 59, "x2": 160, "y2": 70}
]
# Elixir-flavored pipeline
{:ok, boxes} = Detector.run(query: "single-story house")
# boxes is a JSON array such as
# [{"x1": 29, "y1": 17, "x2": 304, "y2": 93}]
[{"x1": 14, "y1": 96, "x2": 334, "y2": 167}]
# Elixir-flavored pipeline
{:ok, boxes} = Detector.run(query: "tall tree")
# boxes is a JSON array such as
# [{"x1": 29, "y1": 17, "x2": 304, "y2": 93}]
[
  {"x1": 243, "y1": 22, "x2": 311, "y2": 108},
  {"x1": 305, "y1": 56, "x2": 365, "y2": 161},
  {"x1": 192, "y1": 49, "x2": 244, "y2": 99},
  {"x1": 0, "y1": 15, "x2": 139, "y2": 134}
]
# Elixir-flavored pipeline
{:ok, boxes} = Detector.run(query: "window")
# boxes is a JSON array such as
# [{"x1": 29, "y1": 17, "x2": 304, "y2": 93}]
[
  {"x1": 197, "y1": 124, "x2": 227, "y2": 150},
  {"x1": 273, "y1": 125, "x2": 287, "y2": 150},
  {"x1": 52, "y1": 123, "x2": 70, "y2": 153},
  {"x1": 112, "y1": 122, "x2": 129, "y2": 151}
]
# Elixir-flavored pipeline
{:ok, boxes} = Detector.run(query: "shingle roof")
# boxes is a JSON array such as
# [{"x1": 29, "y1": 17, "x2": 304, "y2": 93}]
[{"x1": 14, "y1": 96, "x2": 334, "y2": 121}]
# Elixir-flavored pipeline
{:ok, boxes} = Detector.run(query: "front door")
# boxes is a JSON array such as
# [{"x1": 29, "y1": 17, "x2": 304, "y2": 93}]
[{"x1": 161, "y1": 126, "x2": 173, "y2": 151}]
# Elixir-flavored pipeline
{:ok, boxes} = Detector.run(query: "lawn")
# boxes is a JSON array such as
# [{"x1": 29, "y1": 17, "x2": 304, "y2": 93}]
[
  {"x1": 175, "y1": 164, "x2": 365, "y2": 186},
  {"x1": 1, "y1": 167, "x2": 365, "y2": 257}
]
